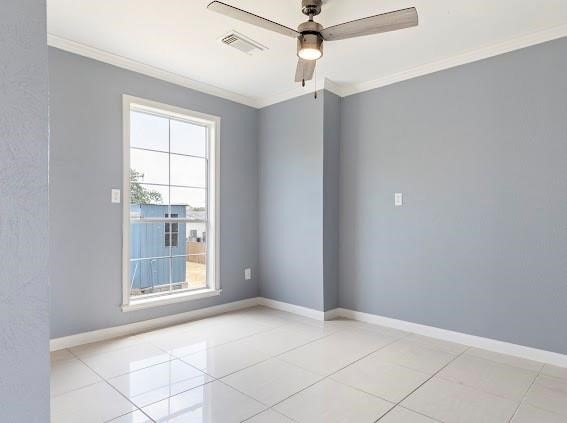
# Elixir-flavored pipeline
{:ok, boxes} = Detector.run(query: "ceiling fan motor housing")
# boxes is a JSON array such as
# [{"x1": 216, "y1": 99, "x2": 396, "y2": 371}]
[
  {"x1": 297, "y1": 21, "x2": 324, "y2": 60},
  {"x1": 301, "y1": 0, "x2": 322, "y2": 16}
]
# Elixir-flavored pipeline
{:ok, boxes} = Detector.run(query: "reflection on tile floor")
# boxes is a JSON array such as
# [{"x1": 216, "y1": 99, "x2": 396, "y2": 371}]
[{"x1": 51, "y1": 306, "x2": 566, "y2": 423}]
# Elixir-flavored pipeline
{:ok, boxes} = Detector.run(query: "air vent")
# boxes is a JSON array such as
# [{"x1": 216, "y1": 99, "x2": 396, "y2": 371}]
[{"x1": 220, "y1": 31, "x2": 267, "y2": 55}]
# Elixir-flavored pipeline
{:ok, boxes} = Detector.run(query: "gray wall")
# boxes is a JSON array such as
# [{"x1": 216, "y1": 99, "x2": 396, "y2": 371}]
[
  {"x1": 49, "y1": 48, "x2": 259, "y2": 338},
  {"x1": 323, "y1": 92, "x2": 341, "y2": 311},
  {"x1": 258, "y1": 93, "x2": 325, "y2": 311},
  {"x1": 339, "y1": 37, "x2": 567, "y2": 354},
  {"x1": 0, "y1": 1, "x2": 50, "y2": 420}
]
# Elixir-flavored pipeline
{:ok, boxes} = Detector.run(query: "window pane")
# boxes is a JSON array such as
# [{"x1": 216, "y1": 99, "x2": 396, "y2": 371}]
[
  {"x1": 129, "y1": 257, "x2": 170, "y2": 298},
  {"x1": 131, "y1": 149, "x2": 169, "y2": 185},
  {"x1": 170, "y1": 187, "x2": 206, "y2": 211},
  {"x1": 170, "y1": 155, "x2": 206, "y2": 188},
  {"x1": 174, "y1": 255, "x2": 207, "y2": 291},
  {"x1": 130, "y1": 184, "x2": 168, "y2": 207},
  {"x1": 130, "y1": 111, "x2": 169, "y2": 152},
  {"x1": 129, "y1": 221, "x2": 186, "y2": 259},
  {"x1": 170, "y1": 119, "x2": 206, "y2": 157}
]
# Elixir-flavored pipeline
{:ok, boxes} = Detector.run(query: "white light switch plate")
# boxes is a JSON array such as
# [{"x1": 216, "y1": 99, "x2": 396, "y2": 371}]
[
  {"x1": 244, "y1": 268, "x2": 252, "y2": 280},
  {"x1": 111, "y1": 189, "x2": 121, "y2": 204},
  {"x1": 394, "y1": 193, "x2": 403, "y2": 207}
]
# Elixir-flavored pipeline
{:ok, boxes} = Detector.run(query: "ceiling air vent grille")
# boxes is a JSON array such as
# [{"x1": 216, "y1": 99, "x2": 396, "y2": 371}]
[{"x1": 220, "y1": 31, "x2": 267, "y2": 55}]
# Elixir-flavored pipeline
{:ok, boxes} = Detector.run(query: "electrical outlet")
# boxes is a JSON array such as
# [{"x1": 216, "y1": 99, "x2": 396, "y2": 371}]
[
  {"x1": 394, "y1": 193, "x2": 403, "y2": 207},
  {"x1": 244, "y1": 268, "x2": 252, "y2": 280}
]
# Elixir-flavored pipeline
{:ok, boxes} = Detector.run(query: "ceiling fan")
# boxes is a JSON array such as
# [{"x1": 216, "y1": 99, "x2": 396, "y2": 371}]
[{"x1": 208, "y1": 0, "x2": 418, "y2": 87}]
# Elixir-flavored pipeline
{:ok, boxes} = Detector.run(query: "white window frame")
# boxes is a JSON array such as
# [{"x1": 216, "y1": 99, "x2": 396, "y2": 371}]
[{"x1": 121, "y1": 95, "x2": 221, "y2": 312}]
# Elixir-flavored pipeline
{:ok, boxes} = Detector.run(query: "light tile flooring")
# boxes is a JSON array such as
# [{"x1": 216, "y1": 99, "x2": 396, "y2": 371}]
[{"x1": 50, "y1": 306, "x2": 567, "y2": 423}]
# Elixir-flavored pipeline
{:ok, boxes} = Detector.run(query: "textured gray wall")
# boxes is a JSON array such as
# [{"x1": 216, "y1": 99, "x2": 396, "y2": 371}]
[
  {"x1": 49, "y1": 48, "x2": 259, "y2": 338},
  {"x1": 0, "y1": 1, "x2": 50, "y2": 420},
  {"x1": 339, "y1": 38, "x2": 567, "y2": 354},
  {"x1": 323, "y1": 92, "x2": 341, "y2": 311},
  {"x1": 258, "y1": 94, "x2": 325, "y2": 310}
]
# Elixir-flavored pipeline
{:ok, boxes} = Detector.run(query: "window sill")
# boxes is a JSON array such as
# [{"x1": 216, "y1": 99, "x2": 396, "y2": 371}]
[{"x1": 122, "y1": 288, "x2": 222, "y2": 312}]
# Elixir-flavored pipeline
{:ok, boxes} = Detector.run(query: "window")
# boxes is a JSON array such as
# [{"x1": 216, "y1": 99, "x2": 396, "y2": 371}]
[
  {"x1": 164, "y1": 213, "x2": 178, "y2": 247},
  {"x1": 122, "y1": 95, "x2": 220, "y2": 311}
]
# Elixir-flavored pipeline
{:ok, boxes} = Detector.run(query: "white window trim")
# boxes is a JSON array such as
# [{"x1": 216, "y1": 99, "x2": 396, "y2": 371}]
[{"x1": 121, "y1": 94, "x2": 221, "y2": 312}]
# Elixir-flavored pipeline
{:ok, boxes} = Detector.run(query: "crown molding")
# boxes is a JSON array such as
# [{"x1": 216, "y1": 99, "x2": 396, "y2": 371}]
[
  {"x1": 338, "y1": 23, "x2": 567, "y2": 97},
  {"x1": 47, "y1": 34, "x2": 259, "y2": 108},
  {"x1": 49, "y1": 24, "x2": 567, "y2": 110}
]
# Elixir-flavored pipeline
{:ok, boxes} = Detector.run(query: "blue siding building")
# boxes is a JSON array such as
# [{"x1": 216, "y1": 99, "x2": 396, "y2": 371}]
[{"x1": 129, "y1": 204, "x2": 187, "y2": 292}]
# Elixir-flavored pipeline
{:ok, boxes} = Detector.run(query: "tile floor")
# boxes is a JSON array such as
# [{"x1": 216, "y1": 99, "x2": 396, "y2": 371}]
[{"x1": 50, "y1": 306, "x2": 567, "y2": 423}]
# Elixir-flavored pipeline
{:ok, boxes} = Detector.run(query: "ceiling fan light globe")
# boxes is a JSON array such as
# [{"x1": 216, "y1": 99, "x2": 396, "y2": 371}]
[
  {"x1": 297, "y1": 33, "x2": 323, "y2": 61},
  {"x1": 298, "y1": 47, "x2": 322, "y2": 60}
]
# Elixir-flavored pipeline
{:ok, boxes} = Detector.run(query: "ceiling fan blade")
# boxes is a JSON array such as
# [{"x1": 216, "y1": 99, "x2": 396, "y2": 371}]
[
  {"x1": 295, "y1": 59, "x2": 316, "y2": 82},
  {"x1": 320, "y1": 7, "x2": 418, "y2": 41},
  {"x1": 208, "y1": 1, "x2": 299, "y2": 38}
]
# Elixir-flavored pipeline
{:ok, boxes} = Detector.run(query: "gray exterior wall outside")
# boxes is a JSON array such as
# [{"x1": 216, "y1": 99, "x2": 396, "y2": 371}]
[{"x1": 129, "y1": 204, "x2": 187, "y2": 290}]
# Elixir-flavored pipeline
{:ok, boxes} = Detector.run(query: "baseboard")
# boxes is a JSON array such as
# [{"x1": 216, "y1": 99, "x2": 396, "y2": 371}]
[
  {"x1": 50, "y1": 297, "x2": 260, "y2": 351},
  {"x1": 323, "y1": 308, "x2": 342, "y2": 321},
  {"x1": 334, "y1": 307, "x2": 567, "y2": 368},
  {"x1": 257, "y1": 297, "x2": 326, "y2": 321}
]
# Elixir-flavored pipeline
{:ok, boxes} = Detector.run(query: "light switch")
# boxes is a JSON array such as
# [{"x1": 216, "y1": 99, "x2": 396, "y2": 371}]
[
  {"x1": 394, "y1": 193, "x2": 403, "y2": 207},
  {"x1": 244, "y1": 268, "x2": 252, "y2": 280},
  {"x1": 111, "y1": 189, "x2": 121, "y2": 204}
]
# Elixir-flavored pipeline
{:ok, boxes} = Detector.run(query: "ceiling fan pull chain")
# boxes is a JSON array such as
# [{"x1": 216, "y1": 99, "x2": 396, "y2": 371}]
[{"x1": 314, "y1": 67, "x2": 318, "y2": 99}]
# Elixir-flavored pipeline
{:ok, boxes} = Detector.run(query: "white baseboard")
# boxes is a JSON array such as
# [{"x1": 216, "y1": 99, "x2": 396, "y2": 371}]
[
  {"x1": 323, "y1": 308, "x2": 342, "y2": 321},
  {"x1": 50, "y1": 297, "x2": 260, "y2": 351},
  {"x1": 257, "y1": 297, "x2": 326, "y2": 321},
  {"x1": 50, "y1": 297, "x2": 567, "y2": 368},
  {"x1": 333, "y1": 307, "x2": 567, "y2": 368}
]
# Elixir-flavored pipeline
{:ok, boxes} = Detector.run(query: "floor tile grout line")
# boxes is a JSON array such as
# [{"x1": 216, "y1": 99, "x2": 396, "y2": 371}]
[
  {"x1": 139, "y1": 311, "x2": 288, "y2": 346},
  {"x1": 397, "y1": 406, "x2": 445, "y2": 423},
  {"x1": 373, "y1": 346, "x2": 472, "y2": 422},
  {"x1": 135, "y1": 378, "x2": 220, "y2": 412},
  {"x1": 175, "y1": 323, "x2": 339, "y2": 366},
  {"x1": 506, "y1": 362, "x2": 545, "y2": 423},
  {"x1": 241, "y1": 407, "x2": 301, "y2": 423},
  {"x1": 147, "y1": 324, "x2": 280, "y2": 357},
  {"x1": 68, "y1": 348, "x2": 159, "y2": 423},
  {"x1": 50, "y1": 349, "x2": 113, "y2": 399},
  {"x1": 273, "y1": 328, "x2": 412, "y2": 365},
  {"x1": 147, "y1": 314, "x2": 335, "y2": 361},
  {"x1": 173, "y1": 324, "x2": 346, "y2": 382},
  {"x1": 428, "y1": 349, "x2": 548, "y2": 404},
  {"x1": 462, "y1": 349, "x2": 545, "y2": 373},
  {"x1": 260, "y1": 333, "x2": 412, "y2": 420}
]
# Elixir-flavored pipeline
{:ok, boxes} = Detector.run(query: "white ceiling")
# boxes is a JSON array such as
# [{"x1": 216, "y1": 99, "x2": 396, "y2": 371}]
[{"x1": 47, "y1": 0, "x2": 567, "y2": 107}]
